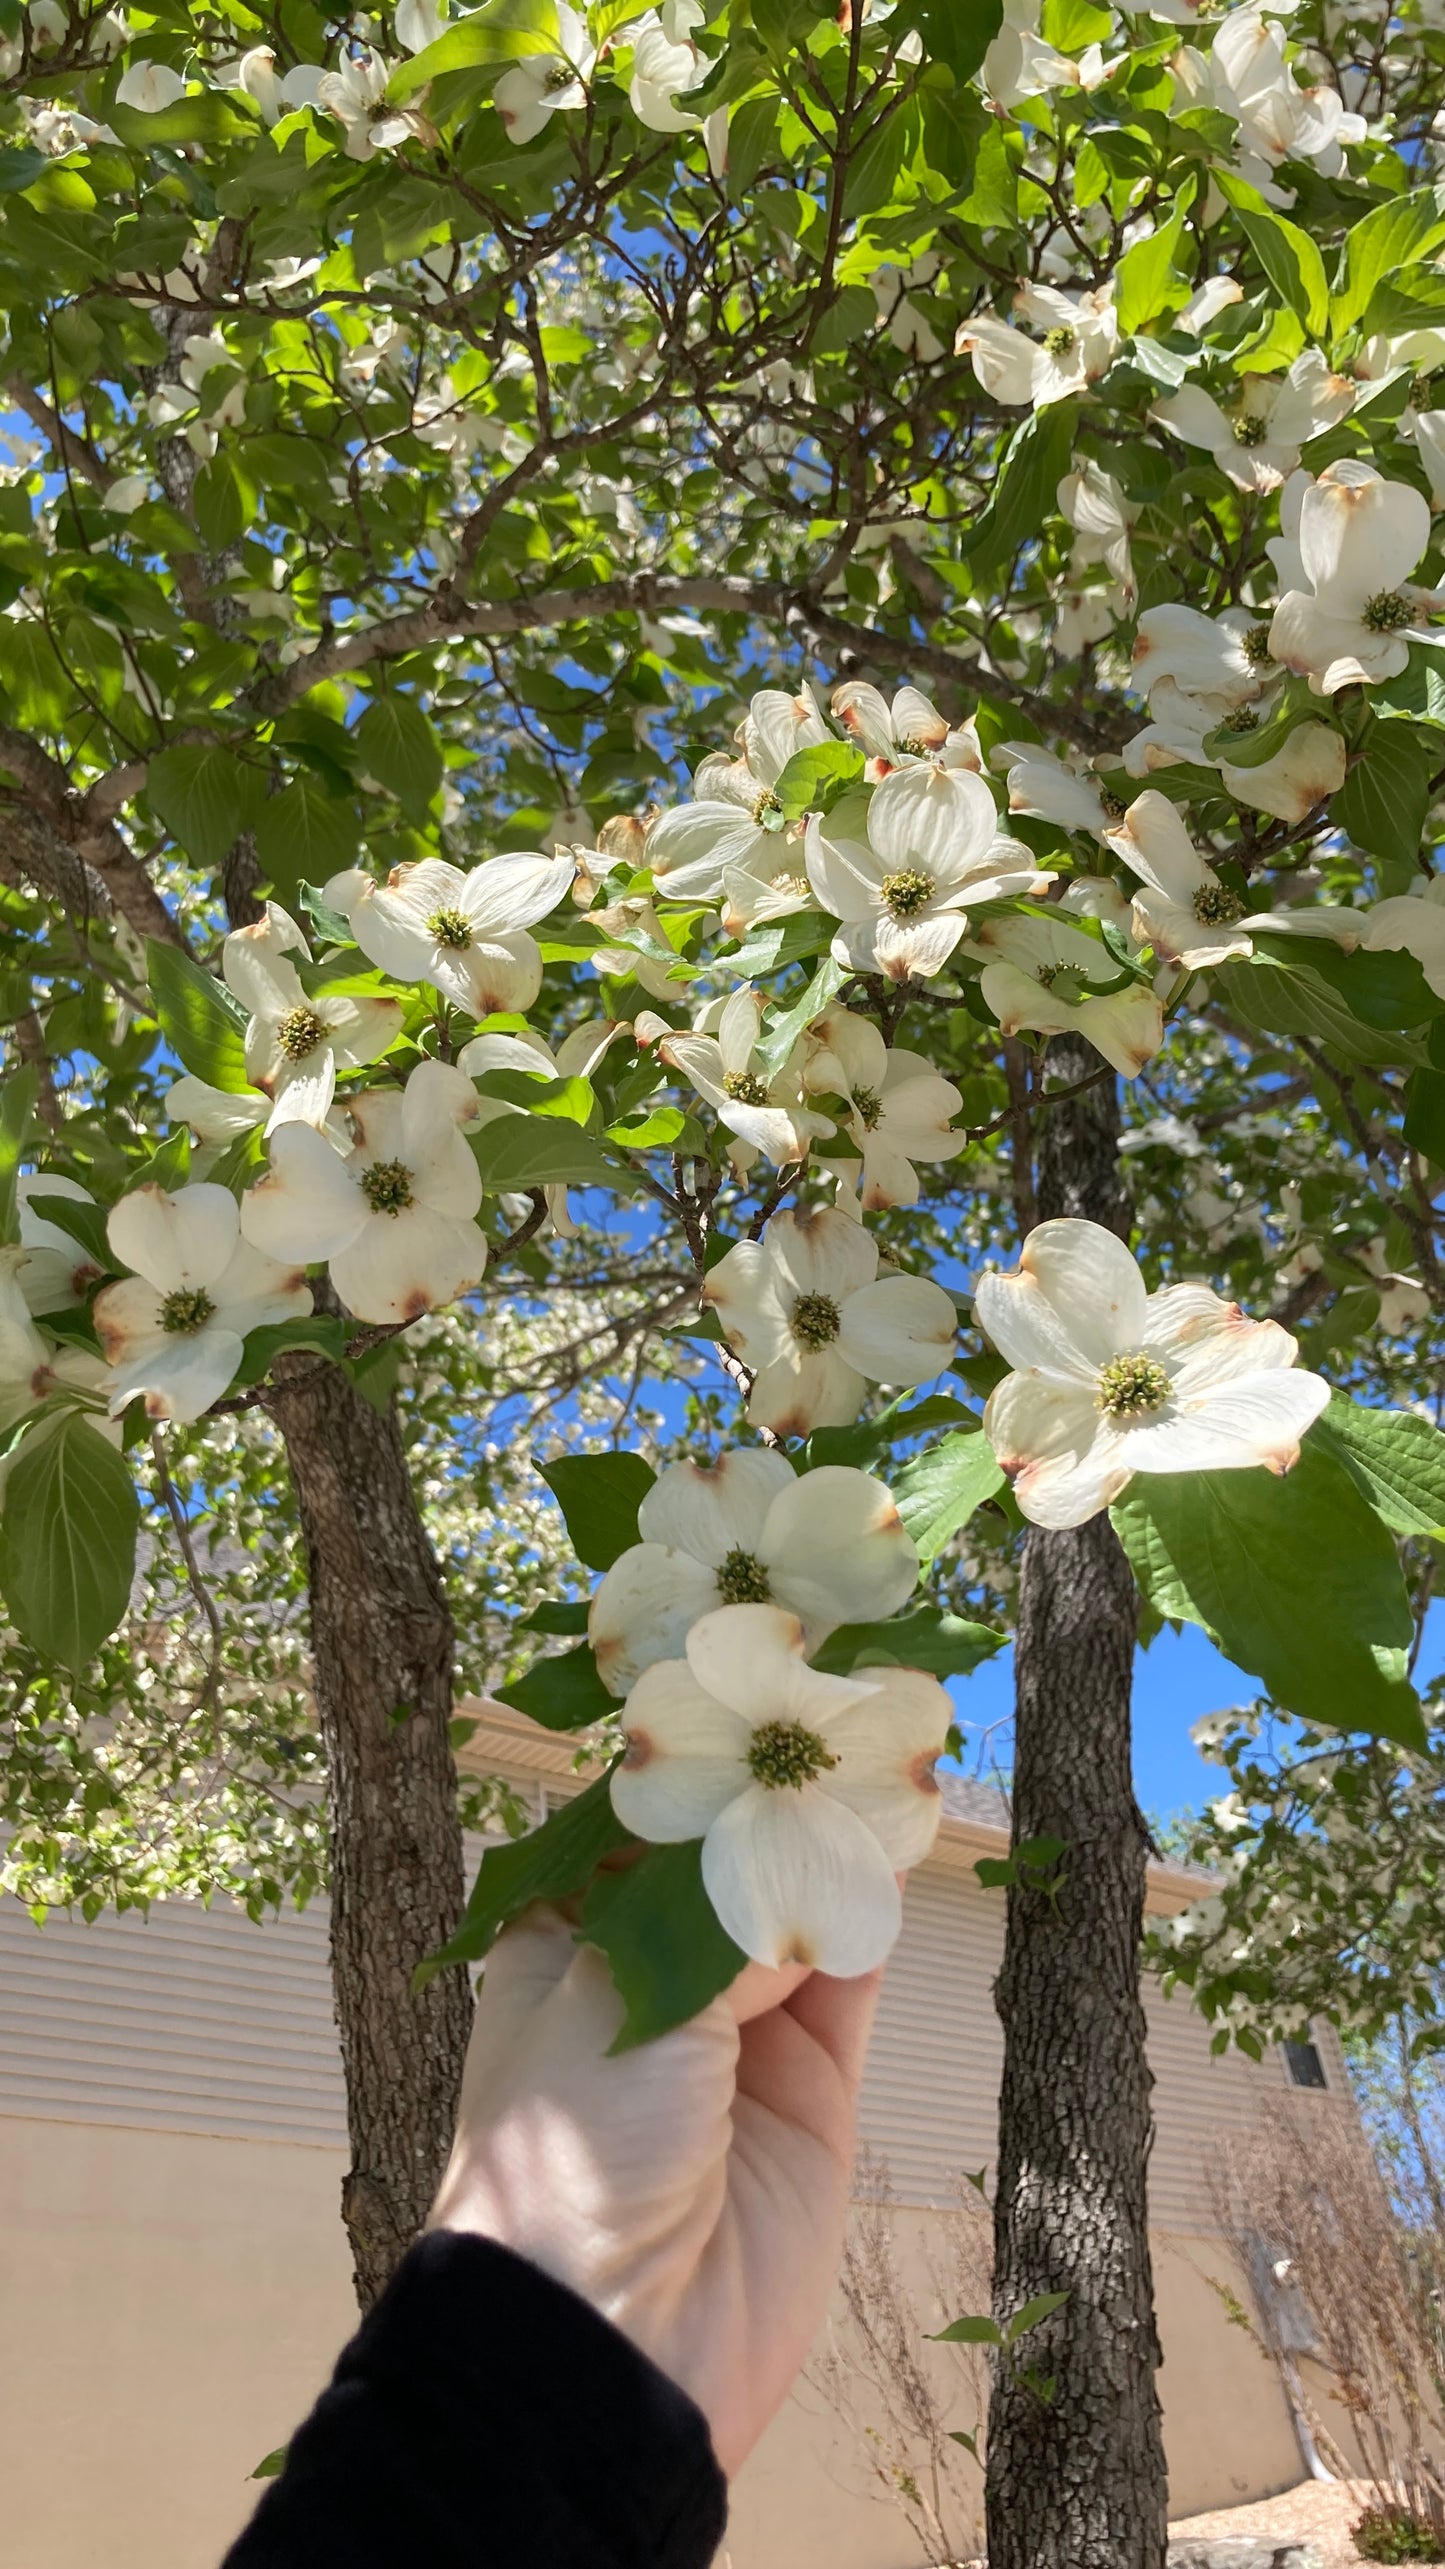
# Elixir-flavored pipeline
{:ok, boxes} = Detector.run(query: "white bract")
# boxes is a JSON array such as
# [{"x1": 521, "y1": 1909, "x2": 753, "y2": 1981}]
[
  {"x1": 1150, "y1": 352, "x2": 1354, "y2": 494},
  {"x1": 221, "y1": 902, "x2": 402, "y2": 1132},
  {"x1": 1356, "y1": 874, "x2": 1445, "y2": 999},
  {"x1": 804, "y1": 762, "x2": 1049, "y2": 982},
  {"x1": 15, "y1": 1175, "x2": 102, "y2": 1313},
  {"x1": 956, "y1": 283, "x2": 1118, "y2": 409},
  {"x1": 1105, "y1": 788, "x2": 1359, "y2": 969},
  {"x1": 610, "y1": 1602, "x2": 950, "y2": 1973},
  {"x1": 702, "y1": 1206, "x2": 957, "y2": 1437},
  {"x1": 0, "y1": 1257, "x2": 106, "y2": 1431},
  {"x1": 1125, "y1": 606, "x2": 1347, "y2": 821},
  {"x1": 977, "y1": 1217, "x2": 1331, "y2": 1528},
  {"x1": 115, "y1": 59, "x2": 187, "y2": 111},
  {"x1": 240, "y1": 1059, "x2": 485, "y2": 1324},
  {"x1": 494, "y1": 1, "x2": 597, "y2": 142},
  {"x1": 1058, "y1": 457, "x2": 1135, "y2": 611},
  {"x1": 590, "y1": 1449, "x2": 919, "y2": 1696},
  {"x1": 325, "y1": 851, "x2": 574, "y2": 1018},
  {"x1": 983, "y1": 0, "x2": 1083, "y2": 106},
  {"x1": 645, "y1": 684, "x2": 830, "y2": 904},
  {"x1": 831, "y1": 681, "x2": 979, "y2": 781},
  {"x1": 316, "y1": 48, "x2": 420, "y2": 158},
  {"x1": 628, "y1": 2, "x2": 707, "y2": 130},
  {"x1": 968, "y1": 905, "x2": 1166, "y2": 1078},
  {"x1": 1177, "y1": 2, "x2": 1367, "y2": 202},
  {"x1": 1269, "y1": 459, "x2": 1441, "y2": 693},
  {"x1": 660, "y1": 986, "x2": 830, "y2": 1167},
  {"x1": 801, "y1": 1006, "x2": 965, "y2": 1211},
  {"x1": 96, "y1": 1183, "x2": 310, "y2": 1424},
  {"x1": 994, "y1": 741, "x2": 1125, "y2": 843}
]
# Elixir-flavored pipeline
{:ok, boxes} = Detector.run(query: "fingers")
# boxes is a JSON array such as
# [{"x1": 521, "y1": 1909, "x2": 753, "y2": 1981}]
[
  {"x1": 782, "y1": 1964, "x2": 886, "y2": 2093},
  {"x1": 726, "y1": 1952, "x2": 813, "y2": 2027}
]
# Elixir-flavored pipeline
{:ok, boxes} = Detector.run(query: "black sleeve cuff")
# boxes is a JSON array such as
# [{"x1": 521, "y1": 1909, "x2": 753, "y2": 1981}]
[{"x1": 223, "y1": 2232, "x2": 728, "y2": 2569}]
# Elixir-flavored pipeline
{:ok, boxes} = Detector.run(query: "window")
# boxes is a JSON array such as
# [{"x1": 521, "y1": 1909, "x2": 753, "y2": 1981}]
[{"x1": 1283, "y1": 2038, "x2": 1328, "y2": 2091}]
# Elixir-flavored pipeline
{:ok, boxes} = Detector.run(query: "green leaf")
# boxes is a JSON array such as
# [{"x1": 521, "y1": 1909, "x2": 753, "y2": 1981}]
[
  {"x1": 1214, "y1": 956, "x2": 1430, "y2": 1070},
  {"x1": 540, "y1": 1449, "x2": 656, "y2": 1570},
  {"x1": 1006, "y1": 2290, "x2": 1071, "y2": 2343},
  {"x1": 810, "y1": 286, "x2": 878, "y2": 357},
  {"x1": 800, "y1": 1392, "x2": 977, "y2": 1472},
  {"x1": 519, "y1": 1597, "x2": 592, "y2": 1635},
  {"x1": 727, "y1": 911, "x2": 835, "y2": 976},
  {"x1": 580, "y1": 1839, "x2": 747, "y2": 2051},
  {"x1": 772, "y1": 742, "x2": 866, "y2": 823},
  {"x1": 755, "y1": 957, "x2": 849, "y2": 1082},
  {"x1": 471, "y1": 1114, "x2": 616, "y2": 1190},
  {"x1": 194, "y1": 451, "x2": 257, "y2": 553},
  {"x1": 496, "y1": 1640, "x2": 615, "y2": 1730},
  {"x1": 962, "y1": 401, "x2": 1077, "y2": 580},
  {"x1": 416, "y1": 1770, "x2": 632, "y2": 1985},
  {"x1": 1314, "y1": 1395, "x2": 1445, "y2": 1538},
  {"x1": 146, "y1": 940, "x2": 251, "y2": 1090},
  {"x1": 1334, "y1": 727, "x2": 1435, "y2": 871},
  {"x1": 843, "y1": 97, "x2": 918, "y2": 221},
  {"x1": 389, "y1": 0, "x2": 562, "y2": 99},
  {"x1": 146, "y1": 745, "x2": 267, "y2": 870},
  {"x1": 1111, "y1": 1445, "x2": 1424, "y2": 1749},
  {"x1": 1334, "y1": 187, "x2": 1445, "y2": 332},
  {"x1": 930, "y1": 2312, "x2": 1003, "y2": 2346},
  {"x1": 1248, "y1": 935, "x2": 1437, "y2": 1033},
  {"x1": 890, "y1": 1431, "x2": 1006, "y2": 1565},
  {"x1": 254, "y1": 777, "x2": 362, "y2": 903},
  {"x1": 812, "y1": 1608, "x2": 1004, "y2": 1679},
  {"x1": 897, "y1": 0, "x2": 1004, "y2": 84},
  {"x1": 355, "y1": 695, "x2": 443, "y2": 825},
  {"x1": 0, "y1": 1413, "x2": 139, "y2": 1670},
  {"x1": 1215, "y1": 175, "x2": 1330, "y2": 334},
  {"x1": 231, "y1": 1316, "x2": 351, "y2": 1390},
  {"x1": 19, "y1": 1186, "x2": 114, "y2": 1274},
  {"x1": 0, "y1": 1061, "x2": 38, "y2": 1243},
  {"x1": 604, "y1": 1106, "x2": 689, "y2": 1150},
  {"x1": 1363, "y1": 266, "x2": 1445, "y2": 336},
  {"x1": 1115, "y1": 200, "x2": 1191, "y2": 335},
  {"x1": 250, "y1": 2448, "x2": 288, "y2": 2481}
]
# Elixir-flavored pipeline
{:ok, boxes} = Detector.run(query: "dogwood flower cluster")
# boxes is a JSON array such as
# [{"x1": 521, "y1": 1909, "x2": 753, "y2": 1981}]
[{"x1": 976, "y1": 1219, "x2": 1331, "y2": 1529}]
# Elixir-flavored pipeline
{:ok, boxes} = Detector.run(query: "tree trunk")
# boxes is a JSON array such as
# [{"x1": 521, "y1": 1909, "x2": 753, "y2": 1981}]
[
  {"x1": 985, "y1": 1034, "x2": 1168, "y2": 2569},
  {"x1": 268, "y1": 1340, "x2": 472, "y2": 2311}
]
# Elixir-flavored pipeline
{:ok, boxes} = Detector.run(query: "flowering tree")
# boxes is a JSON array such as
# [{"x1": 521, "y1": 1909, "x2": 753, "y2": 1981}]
[{"x1": 6, "y1": 0, "x2": 1445, "y2": 2558}]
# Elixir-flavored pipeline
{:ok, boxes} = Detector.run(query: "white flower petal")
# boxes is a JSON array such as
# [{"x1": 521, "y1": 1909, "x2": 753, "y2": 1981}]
[
  {"x1": 107, "y1": 1182, "x2": 239, "y2": 1293},
  {"x1": 463, "y1": 849, "x2": 575, "y2": 936},
  {"x1": 866, "y1": 763, "x2": 998, "y2": 889},
  {"x1": 747, "y1": 1348, "x2": 867, "y2": 1438},
  {"x1": 104, "y1": 1325, "x2": 245, "y2": 1424},
  {"x1": 702, "y1": 1781, "x2": 903, "y2": 1972},
  {"x1": 983, "y1": 1371, "x2": 1130, "y2": 1529},
  {"x1": 591, "y1": 1543, "x2": 724, "y2": 1696},
  {"x1": 836, "y1": 1274, "x2": 957, "y2": 1385},
  {"x1": 760, "y1": 1464, "x2": 918, "y2": 1634},
  {"x1": 820, "y1": 1668, "x2": 951, "y2": 1868},
  {"x1": 611, "y1": 1661, "x2": 752, "y2": 1838},
  {"x1": 636, "y1": 1447, "x2": 795, "y2": 1563},
  {"x1": 1118, "y1": 1369, "x2": 1330, "y2": 1478},
  {"x1": 766, "y1": 1205, "x2": 879, "y2": 1305},
  {"x1": 1300, "y1": 458, "x2": 1429, "y2": 612},
  {"x1": 240, "y1": 1124, "x2": 362, "y2": 1264},
  {"x1": 683, "y1": 1600, "x2": 876, "y2": 1727},
  {"x1": 329, "y1": 1205, "x2": 485, "y2": 1324}
]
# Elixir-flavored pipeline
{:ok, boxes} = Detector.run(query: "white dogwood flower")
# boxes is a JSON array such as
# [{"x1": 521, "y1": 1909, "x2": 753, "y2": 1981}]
[
  {"x1": 1269, "y1": 459, "x2": 1442, "y2": 693},
  {"x1": 325, "y1": 851, "x2": 575, "y2": 1019},
  {"x1": 1104, "y1": 792, "x2": 1260, "y2": 970},
  {"x1": 830, "y1": 682, "x2": 979, "y2": 781},
  {"x1": 494, "y1": 0, "x2": 597, "y2": 141},
  {"x1": 993, "y1": 741, "x2": 1126, "y2": 843},
  {"x1": 15, "y1": 1175, "x2": 102, "y2": 1314},
  {"x1": 115, "y1": 59, "x2": 186, "y2": 111},
  {"x1": 660, "y1": 986, "x2": 831, "y2": 1165},
  {"x1": 983, "y1": 0, "x2": 1081, "y2": 106},
  {"x1": 977, "y1": 1216, "x2": 1331, "y2": 1528},
  {"x1": 956, "y1": 282, "x2": 1118, "y2": 409},
  {"x1": 802, "y1": 1006, "x2": 965, "y2": 1211},
  {"x1": 590, "y1": 1449, "x2": 919, "y2": 1695},
  {"x1": 96, "y1": 1183, "x2": 311, "y2": 1423},
  {"x1": 628, "y1": 1, "x2": 707, "y2": 129},
  {"x1": 0, "y1": 1257, "x2": 106, "y2": 1430},
  {"x1": 1358, "y1": 874, "x2": 1445, "y2": 998},
  {"x1": 240, "y1": 1059, "x2": 485, "y2": 1324},
  {"x1": 221, "y1": 903, "x2": 402, "y2": 1132},
  {"x1": 611, "y1": 1601, "x2": 950, "y2": 1972},
  {"x1": 316, "y1": 47, "x2": 419, "y2": 157},
  {"x1": 805, "y1": 763, "x2": 1049, "y2": 982},
  {"x1": 702, "y1": 1206, "x2": 957, "y2": 1437},
  {"x1": 1131, "y1": 604, "x2": 1269, "y2": 710},
  {"x1": 969, "y1": 906, "x2": 1166, "y2": 1078},
  {"x1": 1150, "y1": 351, "x2": 1354, "y2": 494},
  {"x1": 1058, "y1": 457, "x2": 1136, "y2": 609},
  {"x1": 1185, "y1": 0, "x2": 1366, "y2": 201},
  {"x1": 646, "y1": 684, "x2": 831, "y2": 903}
]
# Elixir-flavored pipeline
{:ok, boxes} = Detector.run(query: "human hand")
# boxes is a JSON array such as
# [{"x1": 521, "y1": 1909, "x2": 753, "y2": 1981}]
[{"x1": 426, "y1": 1904, "x2": 883, "y2": 2476}]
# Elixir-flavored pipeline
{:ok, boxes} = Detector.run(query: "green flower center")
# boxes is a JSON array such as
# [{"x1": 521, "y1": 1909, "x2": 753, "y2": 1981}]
[
  {"x1": 851, "y1": 1084, "x2": 883, "y2": 1130},
  {"x1": 1219, "y1": 705, "x2": 1259, "y2": 735},
  {"x1": 792, "y1": 1289, "x2": 841, "y2": 1350},
  {"x1": 1231, "y1": 413, "x2": 1270, "y2": 447},
  {"x1": 1097, "y1": 787, "x2": 1126, "y2": 821},
  {"x1": 716, "y1": 1547, "x2": 773, "y2": 1605},
  {"x1": 1410, "y1": 373, "x2": 1438, "y2": 410},
  {"x1": 1194, "y1": 882, "x2": 1246, "y2": 925},
  {"x1": 1096, "y1": 1349, "x2": 1171, "y2": 1419},
  {"x1": 275, "y1": 1003, "x2": 327, "y2": 1062},
  {"x1": 427, "y1": 906, "x2": 474, "y2": 949},
  {"x1": 754, "y1": 789, "x2": 786, "y2": 834},
  {"x1": 746, "y1": 1716, "x2": 837, "y2": 1791},
  {"x1": 1242, "y1": 623, "x2": 1274, "y2": 667},
  {"x1": 723, "y1": 1070, "x2": 770, "y2": 1105},
  {"x1": 361, "y1": 1158, "x2": 414, "y2": 1215},
  {"x1": 160, "y1": 1286, "x2": 215, "y2": 1335},
  {"x1": 897, "y1": 733, "x2": 933, "y2": 757},
  {"x1": 1363, "y1": 590, "x2": 1413, "y2": 633},
  {"x1": 881, "y1": 867, "x2": 936, "y2": 920},
  {"x1": 1042, "y1": 325, "x2": 1075, "y2": 356},
  {"x1": 545, "y1": 58, "x2": 575, "y2": 88}
]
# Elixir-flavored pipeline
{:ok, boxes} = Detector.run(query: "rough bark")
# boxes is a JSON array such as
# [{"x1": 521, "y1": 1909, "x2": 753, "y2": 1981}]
[
  {"x1": 269, "y1": 1347, "x2": 473, "y2": 2310},
  {"x1": 985, "y1": 1033, "x2": 1168, "y2": 2569}
]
